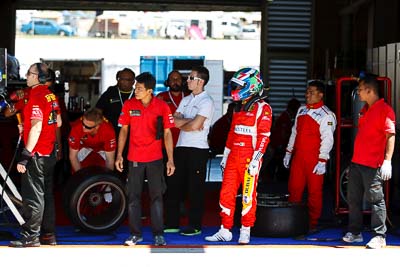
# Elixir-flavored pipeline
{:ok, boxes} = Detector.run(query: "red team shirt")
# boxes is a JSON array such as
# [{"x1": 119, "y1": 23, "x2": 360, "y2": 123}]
[
  {"x1": 352, "y1": 99, "x2": 396, "y2": 168},
  {"x1": 68, "y1": 118, "x2": 116, "y2": 152},
  {"x1": 118, "y1": 96, "x2": 175, "y2": 162},
  {"x1": 22, "y1": 85, "x2": 60, "y2": 156}
]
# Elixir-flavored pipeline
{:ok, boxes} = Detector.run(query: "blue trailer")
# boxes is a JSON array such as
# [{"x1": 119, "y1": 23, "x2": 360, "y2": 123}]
[{"x1": 140, "y1": 55, "x2": 205, "y2": 95}]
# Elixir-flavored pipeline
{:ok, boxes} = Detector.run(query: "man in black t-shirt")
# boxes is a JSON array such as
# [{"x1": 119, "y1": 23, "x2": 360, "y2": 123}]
[{"x1": 96, "y1": 68, "x2": 135, "y2": 136}]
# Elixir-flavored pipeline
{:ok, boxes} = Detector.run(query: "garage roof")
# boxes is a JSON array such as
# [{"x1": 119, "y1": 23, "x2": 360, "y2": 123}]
[{"x1": 16, "y1": 0, "x2": 265, "y2": 12}]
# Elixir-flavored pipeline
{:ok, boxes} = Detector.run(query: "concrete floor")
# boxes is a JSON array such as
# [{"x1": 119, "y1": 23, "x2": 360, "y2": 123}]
[{"x1": 1, "y1": 244, "x2": 399, "y2": 267}]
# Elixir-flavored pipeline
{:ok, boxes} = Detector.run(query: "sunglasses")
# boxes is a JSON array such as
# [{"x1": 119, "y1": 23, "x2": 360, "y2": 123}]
[
  {"x1": 187, "y1": 76, "x2": 203, "y2": 81},
  {"x1": 82, "y1": 121, "x2": 97, "y2": 130},
  {"x1": 26, "y1": 70, "x2": 38, "y2": 76}
]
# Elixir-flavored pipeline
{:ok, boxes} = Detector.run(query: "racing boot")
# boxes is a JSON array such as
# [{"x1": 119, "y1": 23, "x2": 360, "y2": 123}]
[
  {"x1": 238, "y1": 226, "x2": 251, "y2": 244},
  {"x1": 205, "y1": 225, "x2": 232, "y2": 242}
]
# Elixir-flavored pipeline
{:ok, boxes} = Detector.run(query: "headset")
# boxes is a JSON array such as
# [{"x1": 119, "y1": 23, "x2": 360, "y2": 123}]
[
  {"x1": 164, "y1": 70, "x2": 184, "y2": 87},
  {"x1": 36, "y1": 62, "x2": 48, "y2": 84}
]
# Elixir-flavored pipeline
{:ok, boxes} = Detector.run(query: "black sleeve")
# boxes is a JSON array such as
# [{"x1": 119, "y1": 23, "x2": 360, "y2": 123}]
[{"x1": 96, "y1": 87, "x2": 111, "y2": 110}]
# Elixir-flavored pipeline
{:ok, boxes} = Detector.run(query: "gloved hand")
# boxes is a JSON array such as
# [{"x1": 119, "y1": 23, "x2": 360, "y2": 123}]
[
  {"x1": 283, "y1": 152, "x2": 291, "y2": 169},
  {"x1": 247, "y1": 151, "x2": 263, "y2": 176},
  {"x1": 380, "y1": 160, "x2": 392, "y2": 181},
  {"x1": 104, "y1": 185, "x2": 113, "y2": 203},
  {"x1": 104, "y1": 192, "x2": 113, "y2": 203},
  {"x1": 313, "y1": 161, "x2": 326, "y2": 175},
  {"x1": 220, "y1": 147, "x2": 231, "y2": 171},
  {"x1": 18, "y1": 148, "x2": 32, "y2": 166}
]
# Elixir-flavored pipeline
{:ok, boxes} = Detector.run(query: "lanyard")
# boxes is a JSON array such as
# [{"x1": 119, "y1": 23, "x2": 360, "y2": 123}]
[
  {"x1": 168, "y1": 91, "x2": 184, "y2": 108},
  {"x1": 118, "y1": 89, "x2": 134, "y2": 106}
]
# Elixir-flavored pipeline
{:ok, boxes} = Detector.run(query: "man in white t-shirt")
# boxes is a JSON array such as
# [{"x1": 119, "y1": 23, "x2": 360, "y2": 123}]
[{"x1": 165, "y1": 66, "x2": 215, "y2": 236}]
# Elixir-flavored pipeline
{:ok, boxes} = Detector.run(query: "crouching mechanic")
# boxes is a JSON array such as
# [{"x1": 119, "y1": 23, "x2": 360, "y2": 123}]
[
  {"x1": 68, "y1": 108, "x2": 116, "y2": 202},
  {"x1": 205, "y1": 68, "x2": 272, "y2": 244},
  {"x1": 283, "y1": 80, "x2": 336, "y2": 231}
]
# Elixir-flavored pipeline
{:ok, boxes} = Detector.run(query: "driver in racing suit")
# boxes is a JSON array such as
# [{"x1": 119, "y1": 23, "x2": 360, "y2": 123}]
[
  {"x1": 283, "y1": 80, "x2": 336, "y2": 231},
  {"x1": 205, "y1": 68, "x2": 272, "y2": 244}
]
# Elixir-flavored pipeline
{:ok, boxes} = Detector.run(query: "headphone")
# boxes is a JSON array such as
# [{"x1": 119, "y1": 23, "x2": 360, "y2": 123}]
[
  {"x1": 164, "y1": 70, "x2": 184, "y2": 87},
  {"x1": 36, "y1": 63, "x2": 48, "y2": 84}
]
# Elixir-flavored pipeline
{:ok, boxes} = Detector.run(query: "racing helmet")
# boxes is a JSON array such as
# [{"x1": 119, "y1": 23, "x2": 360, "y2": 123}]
[{"x1": 229, "y1": 68, "x2": 263, "y2": 101}]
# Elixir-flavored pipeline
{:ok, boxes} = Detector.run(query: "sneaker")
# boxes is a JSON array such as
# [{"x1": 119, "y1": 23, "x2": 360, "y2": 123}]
[
  {"x1": 9, "y1": 236, "x2": 40, "y2": 248},
  {"x1": 40, "y1": 233, "x2": 57, "y2": 245},
  {"x1": 366, "y1": 236, "x2": 386, "y2": 249},
  {"x1": 180, "y1": 227, "x2": 201, "y2": 236},
  {"x1": 238, "y1": 226, "x2": 251, "y2": 244},
  {"x1": 154, "y1": 235, "x2": 167, "y2": 246},
  {"x1": 342, "y1": 232, "x2": 363, "y2": 243},
  {"x1": 205, "y1": 226, "x2": 232, "y2": 242},
  {"x1": 164, "y1": 227, "x2": 180, "y2": 233},
  {"x1": 124, "y1": 235, "x2": 143, "y2": 246}
]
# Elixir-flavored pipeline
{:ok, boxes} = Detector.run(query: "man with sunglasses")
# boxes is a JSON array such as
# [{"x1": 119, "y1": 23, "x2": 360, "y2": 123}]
[
  {"x1": 68, "y1": 107, "x2": 116, "y2": 173},
  {"x1": 9, "y1": 63, "x2": 62, "y2": 247},
  {"x1": 168, "y1": 66, "x2": 215, "y2": 236}
]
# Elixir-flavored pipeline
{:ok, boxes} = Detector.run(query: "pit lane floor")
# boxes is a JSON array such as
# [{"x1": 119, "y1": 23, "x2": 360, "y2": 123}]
[{"x1": 1, "y1": 244, "x2": 399, "y2": 267}]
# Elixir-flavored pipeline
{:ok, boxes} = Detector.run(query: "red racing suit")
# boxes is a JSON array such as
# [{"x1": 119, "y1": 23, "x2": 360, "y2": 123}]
[
  {"x1": 286, "y1": 101, "x2": 336, "y2": 228},
  {"x1": 219, "y1": 100, "x2": 272, "y2": 229}
]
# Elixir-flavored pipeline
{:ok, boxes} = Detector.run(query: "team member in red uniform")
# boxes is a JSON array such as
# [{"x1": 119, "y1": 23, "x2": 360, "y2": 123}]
[
  {"x1": 68, "y1": 107, "x2": 116, "y2": 173},
  {"x1": 9, "y1": 63, "x2": 62, "y2": 247},
  {"x1": 342, "y1": 74, "x2": 395, "y2": 249},
  {"x1": 205, "y1": 68, "x2": 272, "y2": 244},
  {"x1": 115, "y1": 72, "x2": 175, "y2": 246},
  {"x1": 157, "y1": 70, "x2": 188, "y2": 146},
  {"x1": 283, "y1": 80, "x2": 336, "y2": 231},
  {"x1": 4, "y1": 69, "x2": 65, "y2": 161}
]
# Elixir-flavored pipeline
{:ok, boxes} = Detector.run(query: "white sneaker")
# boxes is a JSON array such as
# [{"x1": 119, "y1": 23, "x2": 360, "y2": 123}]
[
  {"x1": 205, "y1": 226, "x2": 232, "y2": 242},
  {"x1": 366, "y1": 236, "x2": 386, "y2": 249},
  {"x1": 342, "y1": 232, "x2": 363, "y2": 243},
  {"x1": 238, "y1": 226, "x2": 251, "y2": 244}
]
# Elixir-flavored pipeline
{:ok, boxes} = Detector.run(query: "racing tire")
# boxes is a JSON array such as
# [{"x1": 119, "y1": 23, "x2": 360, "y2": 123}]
[
  {"x1": 251, "y1": 193, "x2": 309, "y2": 237},
  {"x1": 339, "y1": 165, "x2": 350, "y2": 205},
  {"x1": 63, "y1": 166, "x2": 127, "y2": 233}
]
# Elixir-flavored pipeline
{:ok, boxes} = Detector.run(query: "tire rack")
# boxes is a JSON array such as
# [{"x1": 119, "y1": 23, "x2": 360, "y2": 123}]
[{"x1": 334, "y1": 76, "x2": 391, "y2": 214}]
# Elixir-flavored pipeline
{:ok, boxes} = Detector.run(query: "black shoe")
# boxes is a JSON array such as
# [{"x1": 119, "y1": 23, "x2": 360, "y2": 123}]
[
  {"x1": 180, "y1": 227, "x2": 201, "y2": 236},
  {"x1": 154, "y1": 235, "x2": 167, "y2": 246},
  {"x1": 9, "y1": 236, "x2": 40, "y2": 248},
  {"x1": 40, "y1": 233, "x2": 57, "y2": 245}
]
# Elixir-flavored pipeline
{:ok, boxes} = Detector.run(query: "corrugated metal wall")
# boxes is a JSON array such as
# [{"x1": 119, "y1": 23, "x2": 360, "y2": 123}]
[{"x1": 266, "y1": 0, "x2": 313, "y2": 115}]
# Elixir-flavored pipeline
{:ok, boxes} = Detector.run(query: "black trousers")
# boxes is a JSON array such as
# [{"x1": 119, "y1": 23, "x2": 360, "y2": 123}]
[
  {"x1": 165, "y1": 147, "x2": 209, "y2": 229},
  {"x1": 21, "y1": 153, "x2": 56, "y2": 238},
  {"x1": 347, "y1": 163, "x2": 387, "y2": 237},
  {"x1": 126, "y1": 159, "x2": 166, "y2": 236}
]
